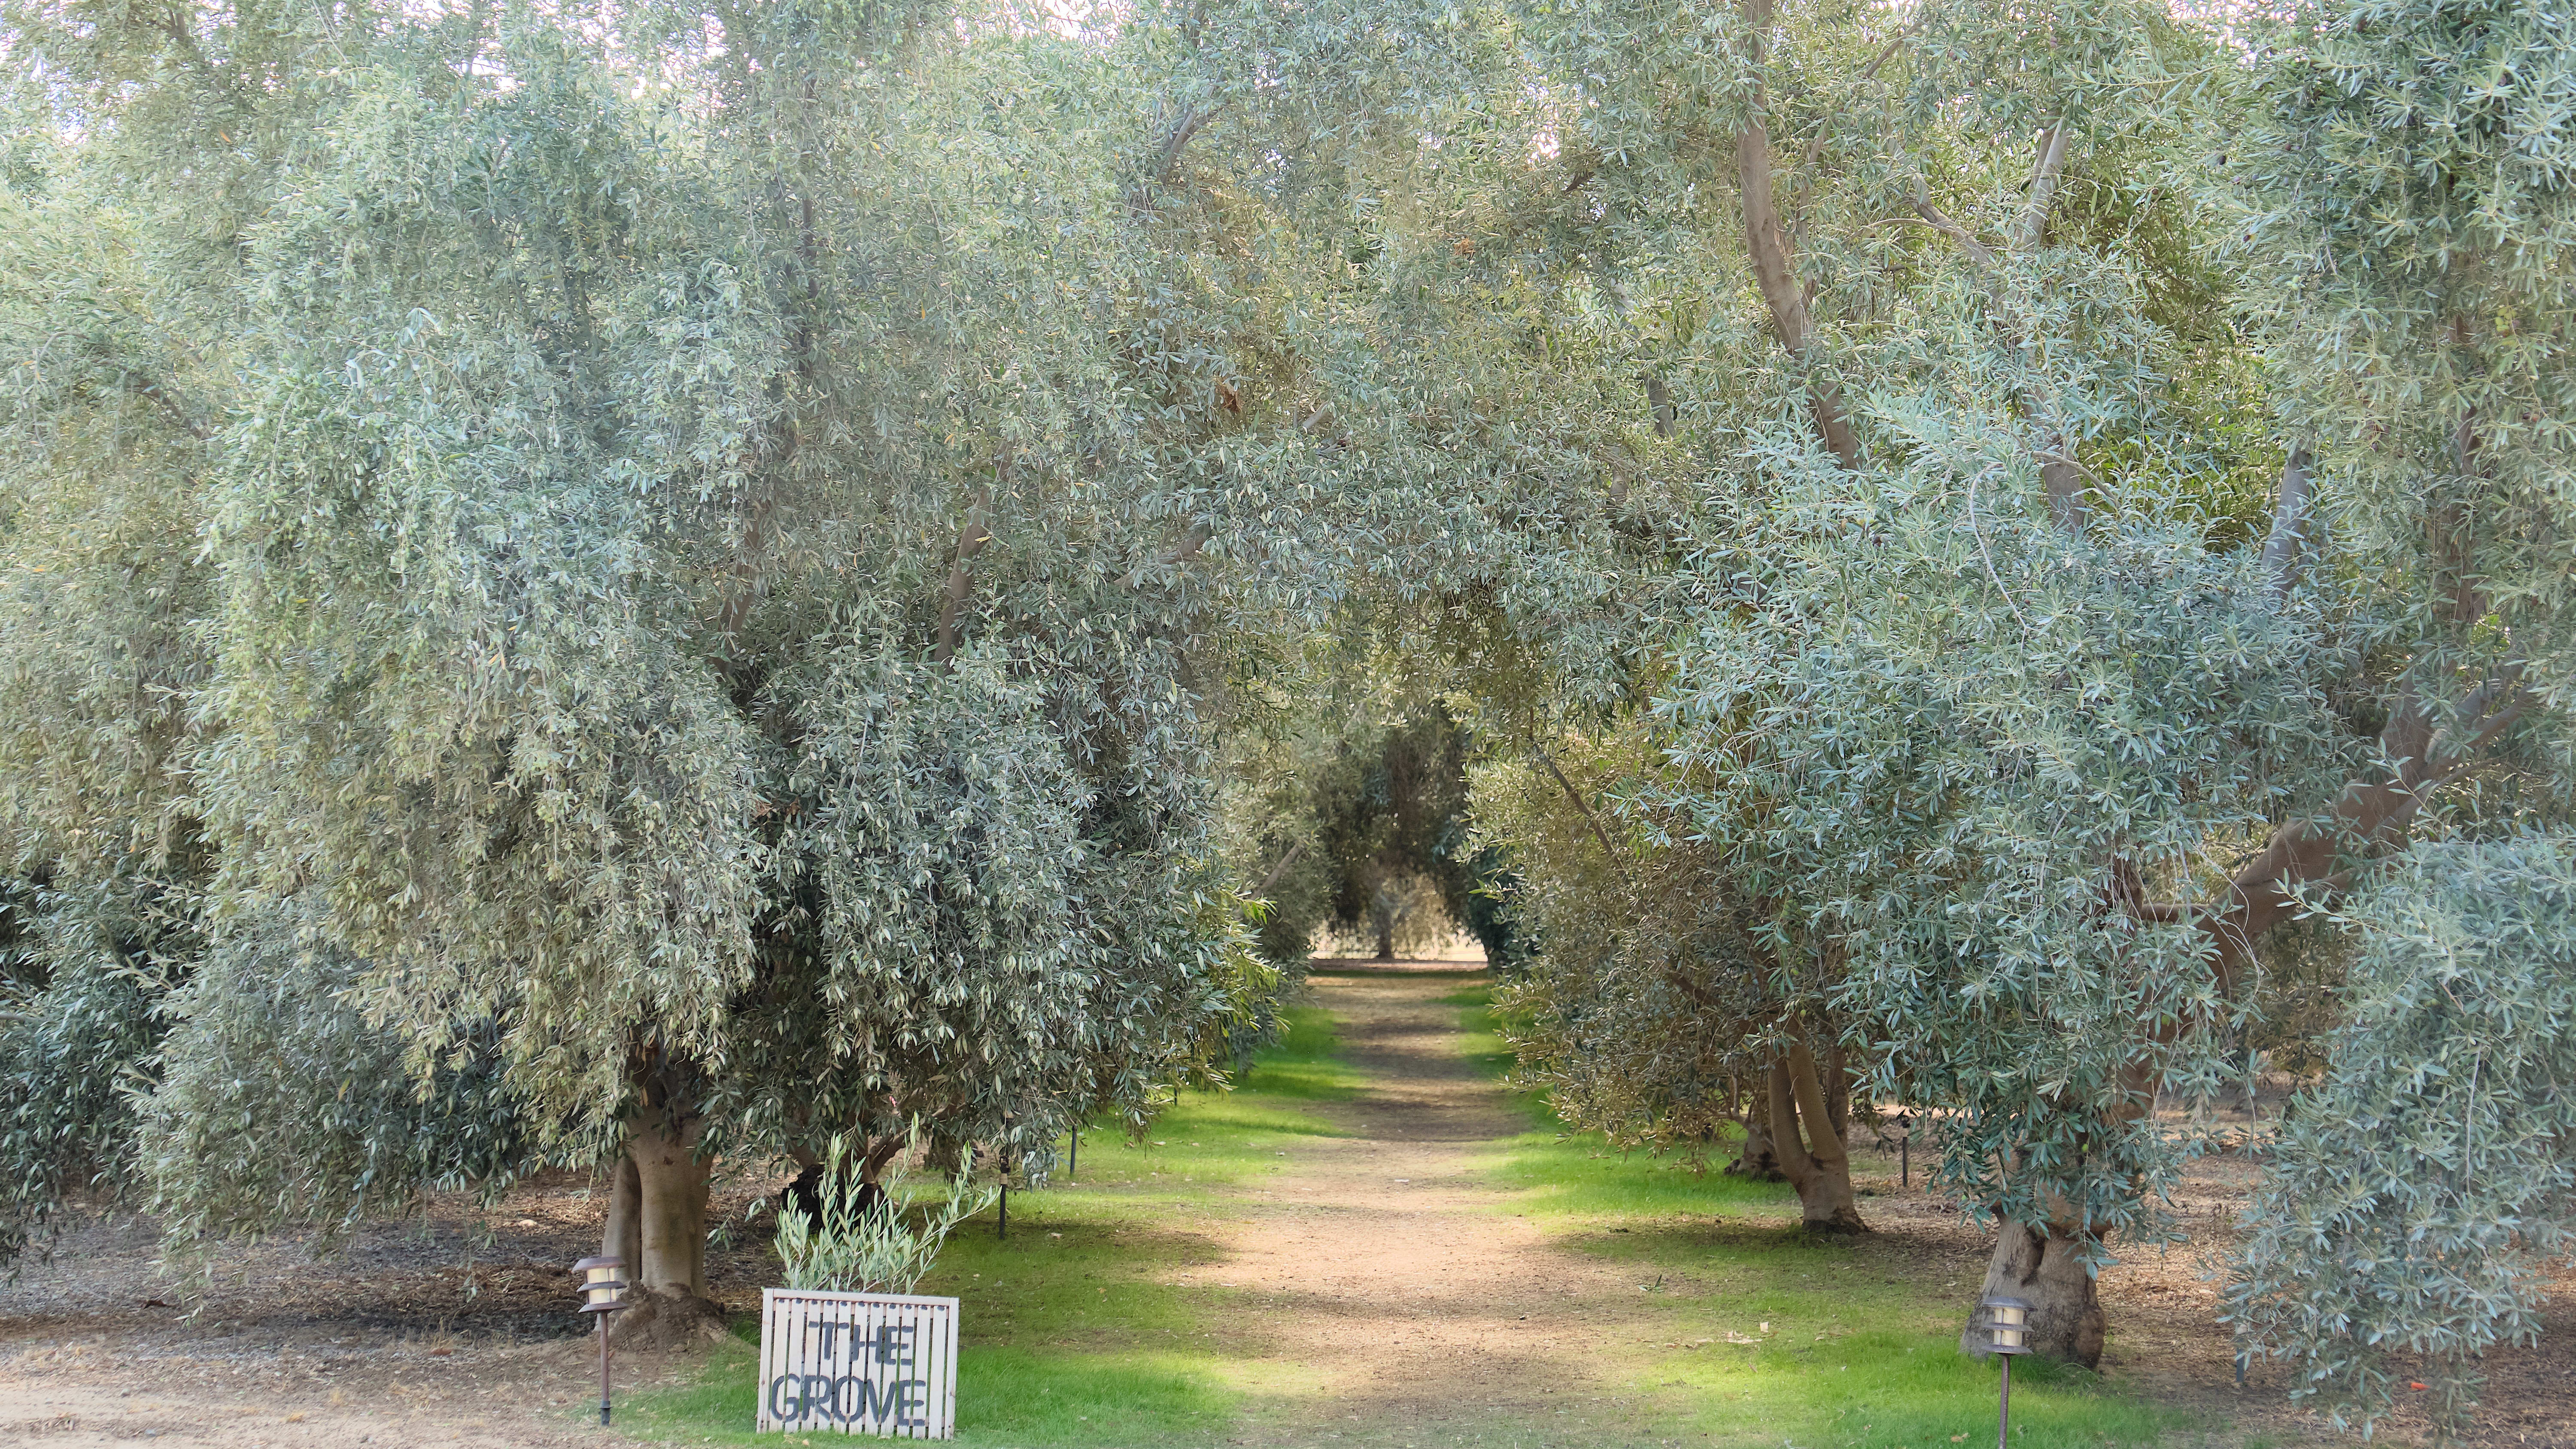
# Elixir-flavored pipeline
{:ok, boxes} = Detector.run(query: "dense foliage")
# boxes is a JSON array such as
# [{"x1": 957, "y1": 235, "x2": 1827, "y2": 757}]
[
  {"x1": 2229, "y1": 833, "x2": 2576, "y2": 1432},
  {"x1": 3, "y1": 0, "x2": 2573, "y2": 1436}
]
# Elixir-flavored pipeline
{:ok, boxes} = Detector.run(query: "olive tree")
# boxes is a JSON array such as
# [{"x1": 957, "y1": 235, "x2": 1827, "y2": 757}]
[
  {"x1": 2, "y1": 0, "x2": 1278, "y2": 1315},
  {"x1": 1634, "y1": 0, "x2": 2573, "y2": 1384},
  {"x1": 2209, "y1": 0, "x2": 2576, "y2": 1432},
  {"x1": 2229, "y1": 833, "x2": 2576, "y2": 1437}
]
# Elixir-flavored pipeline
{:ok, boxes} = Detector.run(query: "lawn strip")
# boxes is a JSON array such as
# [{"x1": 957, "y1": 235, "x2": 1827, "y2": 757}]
[
  {"x1": 621, "y1": 1005, "x2": 1356, "y2": 1448},
  {"x1": 1451, "y1": 978, "x2": 2197, "y2": 1449}
]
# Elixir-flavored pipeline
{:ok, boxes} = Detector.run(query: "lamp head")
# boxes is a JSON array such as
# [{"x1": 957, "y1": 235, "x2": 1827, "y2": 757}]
[
  {"x1": 573, "y1": 1255, "x2": 629, "y2": 1314},
  {"x1": 1981, "y1": 1294, "x2": 2032, "y2": 1355}
]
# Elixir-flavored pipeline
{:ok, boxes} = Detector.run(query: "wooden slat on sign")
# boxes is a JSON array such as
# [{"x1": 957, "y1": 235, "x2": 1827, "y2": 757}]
[{"x1": 756, "y1": 1288, "x2": 960, "y2": 1438}]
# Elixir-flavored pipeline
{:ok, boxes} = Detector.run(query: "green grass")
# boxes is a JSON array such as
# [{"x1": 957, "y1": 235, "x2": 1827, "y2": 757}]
[
  {"x1": 1028, "y1": 1005, "x2": 1362, "y2": 1202},
  {"x1": 1449, "y1": 978, "x2": 1802, "y2": 1222},
  {"x1": 620, "y1": 1009, "x2": 1353, "y2": 1448},
  {"x1": 1543, "y1": 1223, "x2": 2183, "y2": 1449},
  {"x1": 622, "y1": 1336, "x2": 1232, "y2": 1448},
  {"x1": 1444, "y1": 976, "x2": 2193, "y2": 1449}
]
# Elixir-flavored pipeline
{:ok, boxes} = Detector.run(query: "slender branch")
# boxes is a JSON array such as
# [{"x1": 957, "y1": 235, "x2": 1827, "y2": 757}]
[
  {"x1": 1121, "y1": 519, "x2": 1212, "y2": 589},
  {"x1": 131, "y1": 378, "x2": 213, "y2": 441},
  {"x1": 2012, "y1": 122, "x2": 2072, "y2": 256},
  {"x1": 717, "y1": 481, "x2": 778, "y2": 648},
  {"x1": 1534, "y1": 743, "x2": 1620, "y2": 863},
  {"x1": 1124, "y1": 103, "x2": 1225, "y2": 216},
  {"x1": 2444, "y1": 689, "x2": 2530, "y2": 761},
  {"x1": 1795, "y1": 18, "x2": 1924, "y2": 178},
  {"x1": 1907, "y1": 187, "x2": 1995, "y2": 269},
  {"x1": 1152, "y1": 104, "x2": 1220, "y2": 180},
  {"x1": 1251, "y1": 839, "x2": 1308, "y2": 898},
  {"x1": 1856, "y1": 28, "x2": 1912, "y2": 83}
]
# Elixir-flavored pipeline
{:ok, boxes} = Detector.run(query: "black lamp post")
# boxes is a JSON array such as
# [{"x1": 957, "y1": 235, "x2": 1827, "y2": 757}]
[
  {"x1": 573, "y1": 1255, "x2": 631, "y2": 1426},
  {"x1": 1979, "y1": 1295, "x2": 2032, "y2": 1448}
]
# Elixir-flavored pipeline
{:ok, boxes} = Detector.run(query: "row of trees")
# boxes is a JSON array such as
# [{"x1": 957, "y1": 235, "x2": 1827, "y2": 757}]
[
  {"x1": 5, "y1": 0, "x2": 2571, "y2": 1436},
  {"x1": 1462, "y1": 0, "x2": 2576, "y2": 1435}
]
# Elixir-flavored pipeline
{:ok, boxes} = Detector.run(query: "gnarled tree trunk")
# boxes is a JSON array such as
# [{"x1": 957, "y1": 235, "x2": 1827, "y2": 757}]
[
  {"x1": 1766, "y1": 1031, "x2": 1867, "y2": 1233},
  {"x1": 1961, "y1": 1216, "x2": 2105, "y2": 1367}
]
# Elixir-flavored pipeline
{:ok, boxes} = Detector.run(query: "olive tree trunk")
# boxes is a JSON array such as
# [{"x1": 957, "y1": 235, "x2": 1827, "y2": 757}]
[
  {"x1": 606, "y1": 1075, "x2": 727, "y2": 1349},
  {"x1": 602, "y1": 1152, "x2": 641, "y2": 1266},
  {"x1": 626, "y1": 1111, "x2": 711, "y2": 1298},
  {"x1": 1766, "y1": 1033, "x2": 1866, "y2": 1233},
  {"x1": 1960, "y1": 1215, "x2": 2105, "y2": 1367},
  {"x1": 1728, "y1": 1081, "x2": 1784, "y2": 1180}
]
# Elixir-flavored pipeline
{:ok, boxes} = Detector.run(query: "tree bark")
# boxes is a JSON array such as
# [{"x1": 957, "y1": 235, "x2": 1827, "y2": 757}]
[
  {"x1": 1728, "y1": 1078, "x2": 1785, "y2": 1180},
  {"x1": 1736, "y1": 0, "x2": 1862, "y2": 471},
  {"x1": 625, "y1": 1112, "x2": 712, "y2": 1299},
  {"x1": 1962, "y1": 1216, "x2": 2105, "y2": 1367},
  {"x1": 601, "y1": 1153, "x2": 641, "y2": 1265},
  {"x1": 2259, "y1": 445, "x2": 2312, "y2": 603},
  {"x1": 933, "y1": 483, "x2": 993, "y2": 667},
  {"x1": 1766, "y1": 1035, "x2": 1867, "y2": 1233},
  {"x1": 2012, "y1": 125, "x2": 2083, "y2": 532}
]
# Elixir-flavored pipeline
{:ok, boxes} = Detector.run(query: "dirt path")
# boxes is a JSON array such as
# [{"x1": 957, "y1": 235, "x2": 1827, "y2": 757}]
[{"x1": 1184, "y1": 964, "x2": 1677, "y2": 1445}]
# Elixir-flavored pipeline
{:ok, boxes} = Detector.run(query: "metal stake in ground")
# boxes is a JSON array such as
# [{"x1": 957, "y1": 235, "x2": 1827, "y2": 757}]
[
  {"x1": 573, "y1": 1255, "x2": 632, "y2": 1426},
  {"x1": 1979, "y1": 1294, "x2": 2031, "y2": 1448}
]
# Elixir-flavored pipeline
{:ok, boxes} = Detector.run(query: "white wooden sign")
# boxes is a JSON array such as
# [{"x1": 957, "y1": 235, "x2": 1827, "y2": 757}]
[{"x1": 757, "y1": 1288, "x2": 959, "y2": 1438}]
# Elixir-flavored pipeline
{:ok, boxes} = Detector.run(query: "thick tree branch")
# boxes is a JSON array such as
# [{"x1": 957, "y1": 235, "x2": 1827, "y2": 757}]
[
  {"x1": 1737, "y1": 0, "x2": 1862, "y2": 471},
  {"x1": 2258, "y1": 445, "x2": 2312, "y2": 603},
  {"x1": 2013, "y1": 122, "x2": 2072, "y2": 256},
  {"x1": 2186, "y1": 670, "x2": 2526, "y2": 993},
  {"x1": 1767, "y1": 1057, "x2": 1823, "y2": 1190},
  {"x1": 932, "y1": 485, "x2": 993, "y2": 667},
  {"x1": 1784, "y1": 1029, "x2": 1850, "y2": 1179},
  {"x1": 2180, "y1": 375, "x2": 2522, "y2": 982}
]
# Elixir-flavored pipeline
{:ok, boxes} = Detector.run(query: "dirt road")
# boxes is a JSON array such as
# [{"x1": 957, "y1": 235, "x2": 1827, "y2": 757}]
[{"x1": 1182, "y1": 964, "x2": 1678, "y2": 1445}]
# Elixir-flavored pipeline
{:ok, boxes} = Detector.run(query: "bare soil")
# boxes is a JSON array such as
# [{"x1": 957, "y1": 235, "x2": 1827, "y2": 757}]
[
  {"x1": 5, "y1": 961, "x2": 2571, "y2": 1447},
  {"x1": 0, "y1": 1171, "x2": 784, "y2": 1446}
]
